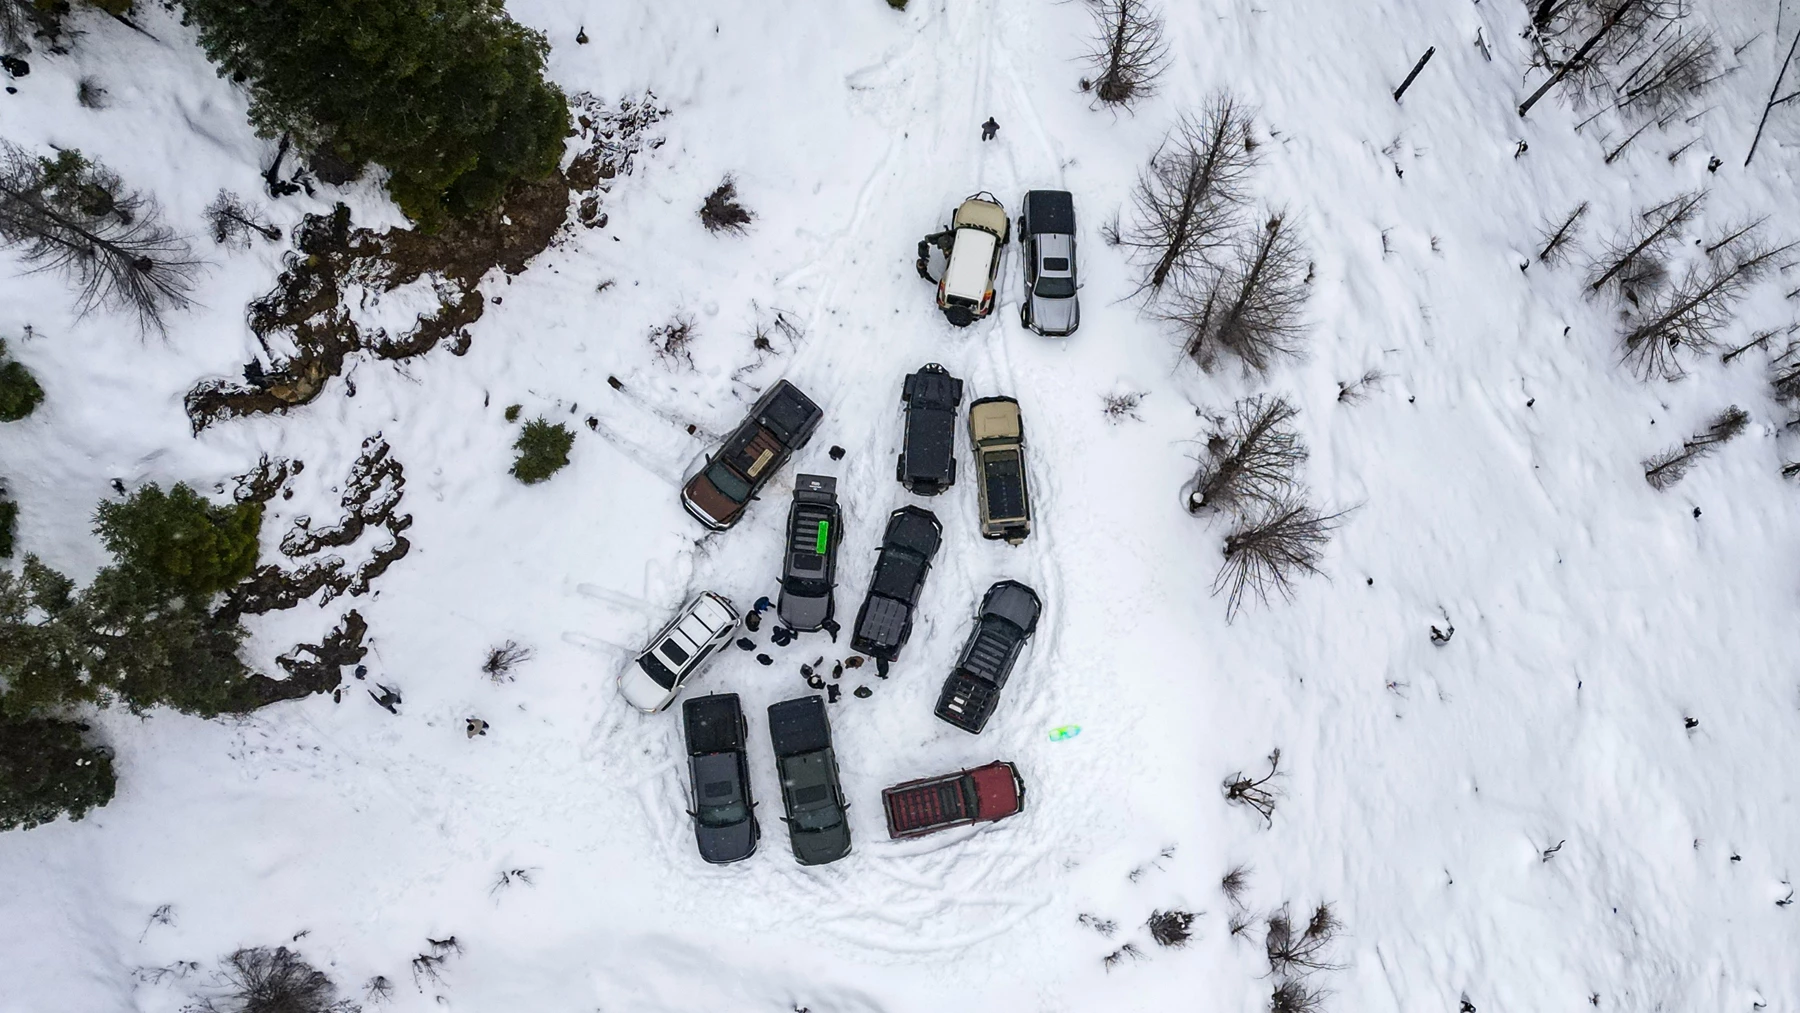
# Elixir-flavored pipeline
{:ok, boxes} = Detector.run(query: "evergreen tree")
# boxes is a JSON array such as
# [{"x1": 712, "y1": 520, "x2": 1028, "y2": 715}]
[
  {"x1": 511, "y1": 418, "x2": 574, "y2": 484},
  {"x1": 182, "y1": 0, "x2": 569, "y2": 229},
  {"x1": 0, "y1": 339, "x2": 45, "y2": 422},
  {"x1": 0, "y1": 714, "x2": 115, "y2": 832},
  {"x1": 93, "y1": 483, "x2": 262, "y2": 599},
  {"x1": 76, "y1": 561, "x2": 252, "y2": 716},
  {"x1": 0, "y1": 556, "x2": 90, "y2": 717}
]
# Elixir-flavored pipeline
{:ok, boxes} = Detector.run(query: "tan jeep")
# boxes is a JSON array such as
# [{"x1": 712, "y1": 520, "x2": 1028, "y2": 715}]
[{"x1": 968, "y1": 396, "x2": 1032, "y2": 543}]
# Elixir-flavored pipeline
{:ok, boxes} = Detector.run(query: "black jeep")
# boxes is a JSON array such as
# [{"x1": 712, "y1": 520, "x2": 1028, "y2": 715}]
[{"x1": 896, "y1": 364, "x2": 963, "y2": 496}]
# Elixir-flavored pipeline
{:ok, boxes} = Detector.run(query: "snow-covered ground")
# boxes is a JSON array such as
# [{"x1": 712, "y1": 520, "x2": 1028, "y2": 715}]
[{"x1": 4, "y1": 0, "x2": 1800, "y2": 1010}]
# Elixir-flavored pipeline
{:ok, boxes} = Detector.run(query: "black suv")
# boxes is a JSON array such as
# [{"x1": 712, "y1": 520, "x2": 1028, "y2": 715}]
[
  {"x1": 851, "y1": 506, "x2": 943, "y2": 663},
  {"x1": 768, "y1": 695, "x2": 851, "y2": 865},
  {"x1": 896, "y1": 364, "x2": 963, "y2": 495},
  {"x1": 778, "y1": 474, "x2": 842, "y2": 632},
  {"x1": 682, "y1": 694, "x2": 759, "y2": 864},
  {"x1": 682, "y1": 380, "x2": 824, "y2": 530},
  {"x1": 934, "y1": 580, "x2": 1042, "y2": 734}
]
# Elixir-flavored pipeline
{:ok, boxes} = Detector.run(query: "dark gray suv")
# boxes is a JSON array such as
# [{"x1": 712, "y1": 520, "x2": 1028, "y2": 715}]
[
  {"x1": 778, "y1": 474, "x2": 841, "y2": 632},
  {"x1": 1019, "y1": 190, "x2": 1079, "y2": 337}
]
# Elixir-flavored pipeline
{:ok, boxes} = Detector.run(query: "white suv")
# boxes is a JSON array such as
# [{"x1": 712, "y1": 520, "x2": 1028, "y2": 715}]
[
  {"x1": 617, "y1": 591, "x2": 740, "y2": 713},
  {"x1": 920, "y1": 193, "x2": 1010, "y2": 327}
]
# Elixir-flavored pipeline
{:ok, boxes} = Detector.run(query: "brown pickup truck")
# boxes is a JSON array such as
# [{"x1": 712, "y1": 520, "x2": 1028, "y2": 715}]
[
  {"x1": 681, "y1": 380, "x2": 824, "y2": 530},
  {"x1": 881, "y1": 760, "x2": 1025, "y2": 839}
]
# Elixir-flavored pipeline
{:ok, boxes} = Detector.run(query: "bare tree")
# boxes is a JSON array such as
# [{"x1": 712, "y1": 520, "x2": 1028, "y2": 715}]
[
  {"x1": 1335, "y1": 369, "x2": 1386, "y2": 404},
  {"x1": 1147, "y1": 909, "x2": 1198, "y2": 947},
  {"x1": 1519, "y1": 0, "x2": 1688, "y2": 116},
  {"x1": 1222, "y1": 748, "x2": 1283, "y2": 824},
  {"x1": 1164, "y1": 213, "x2": 1310, "y2": 371},
  {"x1": 204, "y1": 190, "x2": 282, "y2": 248},
  {"x1": 1221, "y1": 863, "x2": 1252, "y2": 905},
  {"x1": 1269, "y1": 978, "x2": 1328, "y2": 1013},
  {"x1": 193, "y1": 946, "x2": 359, "y2": 1013},
  {"x1": 1080, "y1": 0, "x2": 1168, "y2": 107},
  {"x1": 1215, "y1": 498, "x2": 1345, "y2": 620},
  {"x1": 1537, "y1": 201, "x2": 1590, "y2": 265},
  {"x1": 1187, "y1": 395, "x2": 1306, "y2": 515},
  {"x1": 699, "y1": 175, "x2": 752, "y2": 234},
  {"x1": 1265, "y1": 902, "x2": 1342, "y2": 976},
  {"x1": 0, "y1": 142, "x2": 199, "y2": 331},
  {"x1": 1616, "y1": 28, "x2": 1720, "y2": 115},
  {"x1": 1, "y1": 0, "x2": 32, "y2": 51},
  {"x1": 1642, "y1": 405, "x2": 1748, "y2": 489},
  {"x1": 1621, "y1": 236, "x2": 1789, "y2": 379},
  {"x1": 482, "y1": 640, "x2": 531, "y2": 682},
  {"x1": 1101, "y1": 942, "x2": 1143, "y2": 970},
  {"x1": 650, "y1": 314, "x2": 698, "y2": 369},
  {"x1": 1587, "y1": 188, "x2": 1703, "y2": 297},
  {"x1": 1121, "y1": 96, "x2": 1258, "y2": 293}
]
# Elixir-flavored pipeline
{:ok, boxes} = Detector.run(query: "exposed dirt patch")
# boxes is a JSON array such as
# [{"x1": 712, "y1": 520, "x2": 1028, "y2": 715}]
[
  {"x1": 183, "y1": 93, "x2": 665, "y2": 432},
  {"x1": 213, "y1": 437, "x2": 411, "y2": 708}
]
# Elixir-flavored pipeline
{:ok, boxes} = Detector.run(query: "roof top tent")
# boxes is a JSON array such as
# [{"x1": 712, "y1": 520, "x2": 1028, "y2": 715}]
[
  {"x1": 1023, "y1": 190, "x2": 1075, "y2": 235},
  {"x1": 969, "y1": 397, "x2": 1020, "y2": 444}
]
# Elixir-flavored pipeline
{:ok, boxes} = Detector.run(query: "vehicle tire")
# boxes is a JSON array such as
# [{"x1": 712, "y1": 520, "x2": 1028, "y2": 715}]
[
  {"x1": 896, "y1": 454, "x2": 905, "y2": 483},
  {"x1": 948, "y1": 458, "x2": 957, "y2": 486},
  {"x1": 1019, "y1": 304, "x2": 1031, "y2": 330},
  {"x1": 945, "y1": 306, "x2": 975, "y2": 328}
]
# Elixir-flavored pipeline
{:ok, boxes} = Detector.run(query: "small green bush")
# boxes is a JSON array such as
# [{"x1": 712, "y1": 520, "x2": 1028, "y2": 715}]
[
  {"x1": 0, "y1": 715, "x2": 116, "y2": 832},
  {"x1": 504, "y1": 403, "x2": 521, "y2": 422},
  {"x1": 0, "y1": 342, "x2": 45, "y2": 422},
  {"x1": 0, "y1": 494, "x2": 14, "y2": 558},
  {"x1": 887, "y1": 0, "x2": 908, "y2": 8},
  {"x1": 512, "y1": 418, "x2": 574, "y2": 484},
  {"x1": 93, "y1": 483, "x2": 262, "y2": 599}
]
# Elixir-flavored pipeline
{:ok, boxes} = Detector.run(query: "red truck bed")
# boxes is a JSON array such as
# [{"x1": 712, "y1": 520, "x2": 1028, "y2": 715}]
[{"x1": 882, "y1": 760, "x2": 1024, "y2": 839}]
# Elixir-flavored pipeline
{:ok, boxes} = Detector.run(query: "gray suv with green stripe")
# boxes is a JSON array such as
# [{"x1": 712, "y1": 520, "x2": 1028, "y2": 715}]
[{"x1": 777, "y1": 474, "x2": 842, "y2": 632}]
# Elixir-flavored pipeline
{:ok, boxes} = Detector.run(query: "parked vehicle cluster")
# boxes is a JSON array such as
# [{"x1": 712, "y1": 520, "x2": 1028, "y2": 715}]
[{"x1": 618, "y1": 189, "x2": 1077, "y2": 865}]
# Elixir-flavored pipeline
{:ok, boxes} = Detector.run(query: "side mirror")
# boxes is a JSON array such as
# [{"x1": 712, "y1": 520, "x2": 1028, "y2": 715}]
[{"x1": 684, "y1": 810, "x2": 697, "y2": 820}]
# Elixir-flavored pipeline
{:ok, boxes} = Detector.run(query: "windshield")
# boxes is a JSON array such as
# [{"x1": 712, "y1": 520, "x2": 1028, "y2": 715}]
[
  {"x1": 793, "y1": 804, "x2": 842, "y2": 831},
  {"x1": 1035, "y1": 276, "x2": 1076, "y2": 299},
  {"x1": 699, "y1": 800, "x2": 748, "y2": 828},
  {"x1": 783, "y1": 575, "x2": 830, "y2": 597},
  {"x1": 637, "y1": 652, "x2": 678, "y2": 690},
  {"x1": 704, "y1": 461, "x2": 753, "y2": 503}
]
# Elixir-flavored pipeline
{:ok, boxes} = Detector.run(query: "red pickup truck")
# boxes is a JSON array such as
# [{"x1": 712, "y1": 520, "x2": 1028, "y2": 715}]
[{"x1": 881, "y1": 761, "x2": 1025, "y2": 839}]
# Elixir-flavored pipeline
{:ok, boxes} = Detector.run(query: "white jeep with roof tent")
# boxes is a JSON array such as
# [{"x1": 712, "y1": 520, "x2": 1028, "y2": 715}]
[
  {"x1": 916, "y1": 193, "x2": 1010, "y2": 327},
  {"x1": 617, "y1": 591, "x2": 740, "y2": 713}
]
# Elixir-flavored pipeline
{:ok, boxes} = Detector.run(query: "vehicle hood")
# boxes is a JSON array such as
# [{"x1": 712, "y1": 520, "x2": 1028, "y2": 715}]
[
  {"x1": 778, "y1": 586, "x2": 832, "y2": 632},
  {"x1": 681, "y1": 472, "x2": 741, "y2": 528},
  {"x1": 1029, "y1": 290, "x2": 1079, "y2": 335},
  {"x1": 697, "y1": 816, "x2": 758, "y2": 864},
  {"x1": 790, "y1": 819, "x2": 852, "y2": 866},
  {"x1": 617, "y1": 662, "x2": 673, "y2": 713}
]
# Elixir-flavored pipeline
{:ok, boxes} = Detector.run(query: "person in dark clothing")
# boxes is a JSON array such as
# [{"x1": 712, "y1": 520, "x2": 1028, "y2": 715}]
[{"x1": 981, "y1": 117, "x2": 999, "y2": 141}]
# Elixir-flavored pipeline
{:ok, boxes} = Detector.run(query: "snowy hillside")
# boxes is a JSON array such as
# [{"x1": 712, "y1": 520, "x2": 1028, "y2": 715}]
[{"x1": 4, "y1": 0, "x2": 1800, "y2": 1010}]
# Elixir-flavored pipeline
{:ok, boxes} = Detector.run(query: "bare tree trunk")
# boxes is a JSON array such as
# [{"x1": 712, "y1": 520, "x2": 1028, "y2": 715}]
[{"x1": 1519, "y1": 0, "x2": 1647, "y2": 117}]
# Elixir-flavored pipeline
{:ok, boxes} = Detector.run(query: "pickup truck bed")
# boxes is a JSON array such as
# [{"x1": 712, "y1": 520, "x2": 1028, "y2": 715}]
[
  {"x1": 768, "y1": 695, "x2": 832, "y2": 756},
  {"x1": 882, "y1": 761, "x2": 1025, "y2": 838}
]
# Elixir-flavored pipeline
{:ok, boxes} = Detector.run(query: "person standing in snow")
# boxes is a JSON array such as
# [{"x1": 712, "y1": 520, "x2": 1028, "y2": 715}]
[{"x1": 981, "y1": 117, "x2": 999, "y2": 141}]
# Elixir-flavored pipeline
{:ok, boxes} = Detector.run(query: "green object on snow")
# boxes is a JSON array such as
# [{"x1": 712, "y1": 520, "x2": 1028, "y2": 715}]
[
  {"x1": 815, "y1": 520, "x2": 829, "y2": 555},
  {"x1": 1049, "y1": 725, "x2": 1081, "y2": 741}
]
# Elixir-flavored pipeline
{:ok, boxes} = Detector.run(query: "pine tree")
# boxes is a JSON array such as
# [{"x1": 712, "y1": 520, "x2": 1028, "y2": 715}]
[
  {"x1": 0, "y1": 714, "x2": 116, "y2": 832},
  {"x1": 0, "y1": 339, "x2": 44, "y2": 421},
  {"x1": 181, "y1": 0, "x2": 570, "y2": 229},
  {"x1": 0, "y1": 556, "x2": 91, "y2": 716},
  {"x1": 93, "y1": 483, "x2": 262, "y2": 599},
  {"x1": 511, "y1": 418, "x2": 574, "y2": 484}
]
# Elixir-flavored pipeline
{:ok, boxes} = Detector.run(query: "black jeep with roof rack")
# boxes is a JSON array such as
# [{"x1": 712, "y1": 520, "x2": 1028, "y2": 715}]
[{"x1": 897, "y1": 364, "x2": 963, "y2": 496}]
